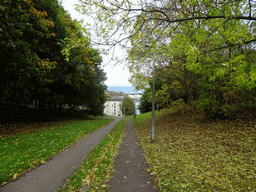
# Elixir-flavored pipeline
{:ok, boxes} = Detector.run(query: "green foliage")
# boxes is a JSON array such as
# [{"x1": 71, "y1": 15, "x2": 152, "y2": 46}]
[
  {"x1": 120, "y1": 96, "x2": 135, "y2": 116},
  {"x1": 127, "y1": 0, "x2": 256, "y2": 117},
  {"x1": 0, "y1": 0, "x2": 56, "y2": 104},
  {"x1": 138, "y1": 88, "x2": 152, "y2": 114},
  {"x1": 0, "y1": 117, "x2": 113, "y2": 186},
  {"x1": 172, "y1": 98, "x2": 185, "y2": 107},
  {"x1": 0, "y1": 0, "x2": 107, "y2": 116},
  {"x1": 75, "y1": 0, "x2": 256, "y2": 117}
]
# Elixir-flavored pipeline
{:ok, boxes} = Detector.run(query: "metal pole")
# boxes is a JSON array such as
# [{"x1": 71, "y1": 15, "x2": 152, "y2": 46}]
[{"x1": 152, "y1": 58, "x2": 155, "y2": 143}]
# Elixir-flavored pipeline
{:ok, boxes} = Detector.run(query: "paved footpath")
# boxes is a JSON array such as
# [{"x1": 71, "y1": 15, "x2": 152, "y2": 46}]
[
  {"x1": 107, "y1": 119, "x2": 158, "y2": 192},
  {"x1": 0, "y1": 117, "x2": 122, "y2": 192}
]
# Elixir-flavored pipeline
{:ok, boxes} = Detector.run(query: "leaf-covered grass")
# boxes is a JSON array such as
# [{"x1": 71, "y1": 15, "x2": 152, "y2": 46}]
[
  {"x1": 0, "y1": 110, "x2": 98, "y2": 138},
  {"x1": 130, "y1": 106, "x2": 256, "y2": 191},
  {"x1": 59, "y1": 119, "x2": 126, "y2": 192},
  {"x1": 0, "y1": 117, "x2": 113, "y2": 186}
]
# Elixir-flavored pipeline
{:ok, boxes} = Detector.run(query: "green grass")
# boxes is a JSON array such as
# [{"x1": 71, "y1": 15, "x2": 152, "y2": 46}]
[
  {"x1": 0, "y1": 117, "x2": 113, "y2": 186},
  {"x1": 130, "y1": 106, "x2": 256, "y2": 191},
  {"x1": 0, "y1": 110, "x2": 101, "y2": 138},
  {"x1": 59, "y1": 119, "x2": 126, "y2": 192}
]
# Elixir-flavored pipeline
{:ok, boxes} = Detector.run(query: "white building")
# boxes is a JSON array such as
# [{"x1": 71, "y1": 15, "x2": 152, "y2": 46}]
[
  {"x1": 104, "y1": 93, "x2": 142, "y2": 117},
  {"x1": 103, "y1": 98, "x2": 123, "y2": 117},
  {"x1": 127, "y1": 93, "x2": 142, "y2": 100}
]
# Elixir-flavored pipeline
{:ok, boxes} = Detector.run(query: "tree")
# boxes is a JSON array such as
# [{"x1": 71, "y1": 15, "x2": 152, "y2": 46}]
[
  {"x1": 120, "y1": 96, "x2": 135, "y2": 116},
  {"x1": 0, "y1": 0, "x2": 56, "y2": 108},
  {"x1": 0, "y1": 0, "x2": 107, "y2": 117},
  {"x1": 76, "y1": 0, "x2": 256, "y2": 55},
  {"x1": 126, "y1": 0, "x2": 256, "y2": 117},
  {"x1": 138, "y1": 88, "x2": 152, "y2": 114},
  {"x1": 75, "y1": 0, "x2": 256, "y2": 118}
]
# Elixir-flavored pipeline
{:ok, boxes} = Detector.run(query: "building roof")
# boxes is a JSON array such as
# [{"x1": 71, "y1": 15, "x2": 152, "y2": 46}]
[
  {"x1": 127, "y1": 93, "x2": 142, "y2": 95},
  {"x1": 107, "y1": 98, "x2": 123, "y2": 101},
  {"x1": 106, "y1": 97, "x2": 140, "y2": 102},
  {"x1": 132, "y1": 98, "x2": 140, "y2": 102}
]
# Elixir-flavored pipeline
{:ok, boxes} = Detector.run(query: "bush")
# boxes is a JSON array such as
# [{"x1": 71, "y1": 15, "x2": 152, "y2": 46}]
[{"x1": 172, "y1": 98, "x2": 185, "y2": 107}]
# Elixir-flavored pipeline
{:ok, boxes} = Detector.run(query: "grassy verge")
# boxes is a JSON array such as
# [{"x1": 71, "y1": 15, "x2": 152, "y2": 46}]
[
  {"x1": 0, "y1": 117, "x2": 113, "y2": 186},
  {"x1": 130, "y1": 106, "x2": 256, "y2": 191},
  {"x1": 0, "y1": 110, "x2": 99, "y2": 138},
  {"x1": 59, "y1": 119, "x2": 126, "y2": 192}
]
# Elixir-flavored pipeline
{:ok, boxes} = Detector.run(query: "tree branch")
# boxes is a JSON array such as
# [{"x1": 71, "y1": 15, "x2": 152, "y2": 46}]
[
  {"x1": 206, "y1": 38, "x2": 256, "y2": 53},
  {"x1": 153, "y1": 15, "x2": 256, "y2": 23}
]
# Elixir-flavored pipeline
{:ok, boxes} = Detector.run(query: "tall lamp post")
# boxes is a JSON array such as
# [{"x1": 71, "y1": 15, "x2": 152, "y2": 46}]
[
  {"x1": 151, "y1": 58, "x2": 155, "y2": 143},
  {"x1": 144, "y1": 44, "x2": 155, "y2": 143}
]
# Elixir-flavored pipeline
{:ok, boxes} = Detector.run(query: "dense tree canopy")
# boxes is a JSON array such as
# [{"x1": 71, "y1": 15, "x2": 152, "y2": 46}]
[
  {"x1": 76, "y1": 0, "x2": 256, "y2": 118},
  {"x1": 0, "y1": 0, "x2": 107, "y2": 116},
  {"x1": 76, "y1": 0, "x2": 256, "y2": 52}
]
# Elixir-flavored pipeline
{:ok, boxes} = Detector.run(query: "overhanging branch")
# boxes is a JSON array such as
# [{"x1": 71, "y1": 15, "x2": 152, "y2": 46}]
[{"x1": 206, "y1": 38, "x2": 256, "y2": 53}]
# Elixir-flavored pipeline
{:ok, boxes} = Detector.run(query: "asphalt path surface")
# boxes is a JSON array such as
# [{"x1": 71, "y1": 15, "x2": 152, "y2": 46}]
[
  {"x1": 0, "y1": 117, "x2": 122, "y2": 192},
  {"x1": 107, "y1": 119, "x2": 158, "y2": 192}
]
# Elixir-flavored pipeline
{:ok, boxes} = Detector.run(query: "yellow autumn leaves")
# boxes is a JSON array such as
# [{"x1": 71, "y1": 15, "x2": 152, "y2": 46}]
[{"x1": 132, "y1": 107, "x2": 256, "y2": 191}]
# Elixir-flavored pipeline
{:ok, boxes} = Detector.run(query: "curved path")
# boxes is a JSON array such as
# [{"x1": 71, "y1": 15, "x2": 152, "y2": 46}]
[{"x1": 0, "y1": 117, "x2": 122, "y2": 192}]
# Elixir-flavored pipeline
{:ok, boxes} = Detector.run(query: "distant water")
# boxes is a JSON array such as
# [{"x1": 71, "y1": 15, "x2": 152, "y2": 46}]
[{"x1": 107, "y1": 86, "x2": 143, "y2": 94}]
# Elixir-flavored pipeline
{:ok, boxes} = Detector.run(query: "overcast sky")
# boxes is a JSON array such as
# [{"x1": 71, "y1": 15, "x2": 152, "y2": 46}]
[{"x1": 61, "y1": 0, "x2": 132, "y2": 86}]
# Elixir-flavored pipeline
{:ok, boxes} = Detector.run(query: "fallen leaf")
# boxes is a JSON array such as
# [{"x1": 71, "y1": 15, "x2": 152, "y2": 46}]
[
  {"x1": 13, "y1": 173, "x2": 19, "y2": 179},
  {"x1": 40, "y1": 160, "x2": 46, "y2": 164}
]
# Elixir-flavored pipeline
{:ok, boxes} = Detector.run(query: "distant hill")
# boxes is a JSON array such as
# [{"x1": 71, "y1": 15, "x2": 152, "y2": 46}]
[{"x1": 105, "y1": 90, "x2": 127, "y2": 99}]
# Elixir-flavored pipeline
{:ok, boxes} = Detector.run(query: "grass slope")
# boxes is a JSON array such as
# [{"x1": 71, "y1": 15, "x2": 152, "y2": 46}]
[
  {"x1": 130, "y1": 106, "x2": 256, "y2": 191},
  {"x1": 0, "y1": 117, "x2": 113, "y2": 186}
]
